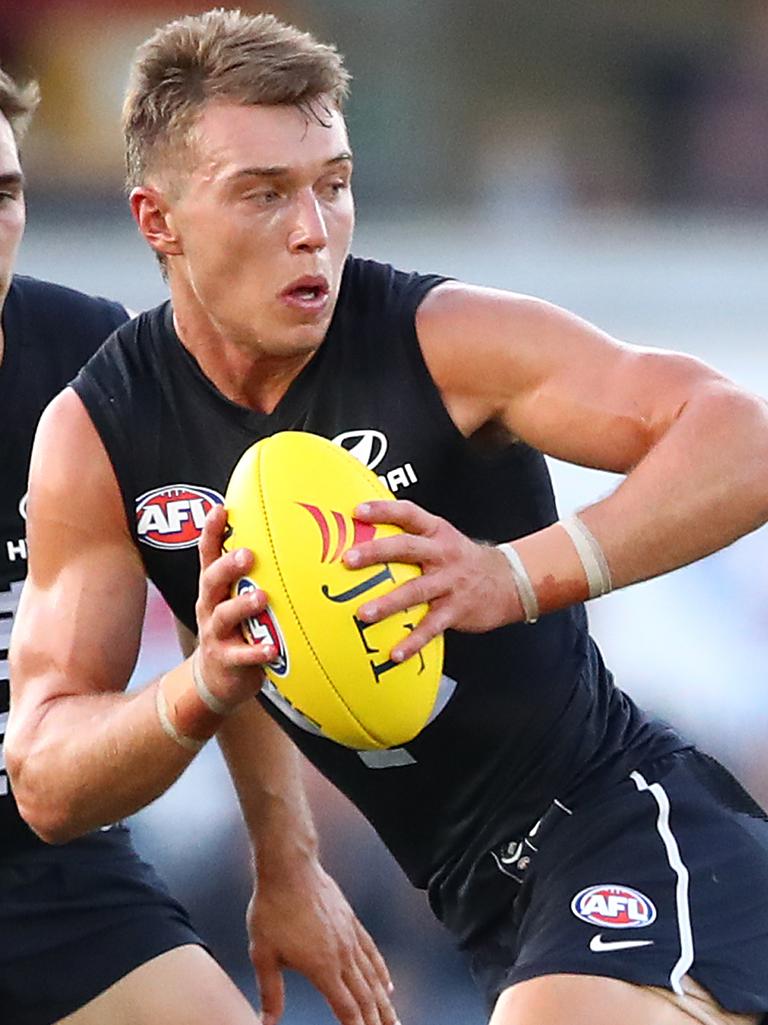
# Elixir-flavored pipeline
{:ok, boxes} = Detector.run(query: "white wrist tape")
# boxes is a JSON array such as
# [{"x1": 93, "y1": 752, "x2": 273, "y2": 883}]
[
  {"x1": 497, "y1": 542, "x2": 540, "y2": 624},
  {"x1": 192, "y1": 649, "x2": 235, "y2": 716},
  {"x1": 155, "y1": 684, "x2": 206, "y2": 753},
  {"x1": 559, "y1": 515, "x2": 613, "y2": 599}
]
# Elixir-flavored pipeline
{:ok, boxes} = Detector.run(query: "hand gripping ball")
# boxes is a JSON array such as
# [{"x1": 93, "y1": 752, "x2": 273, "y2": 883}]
[{"x1": 224, "y1": 431, "x2": 444, "y2": 750}]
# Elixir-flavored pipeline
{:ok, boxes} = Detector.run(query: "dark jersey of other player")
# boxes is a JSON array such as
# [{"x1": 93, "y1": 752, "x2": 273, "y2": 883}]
[
  {"x1": 0, "y1": 275, "x2": 128, "y2": 853},
  {"x1": 73, "y1": 256, "x2": 689, "y2": 944}
]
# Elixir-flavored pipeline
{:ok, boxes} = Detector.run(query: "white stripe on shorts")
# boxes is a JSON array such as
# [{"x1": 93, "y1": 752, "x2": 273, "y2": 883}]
[{"x1": 631, "y1": 770, "x2": 694, "y2": 996}]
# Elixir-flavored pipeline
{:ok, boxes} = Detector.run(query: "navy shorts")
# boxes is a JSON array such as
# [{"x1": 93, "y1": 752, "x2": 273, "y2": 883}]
[
  {"x1": 466, "y1": 749, "x2": 768, "y2": 1020},
  {"x1": 0, "y1": 826, "x2": 204, "y2": 1025}
]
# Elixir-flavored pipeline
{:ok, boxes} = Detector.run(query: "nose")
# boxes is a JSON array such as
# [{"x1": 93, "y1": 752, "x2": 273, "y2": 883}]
[{"x1": 288, "y1": 189, "x2": 328, "y2": 254}]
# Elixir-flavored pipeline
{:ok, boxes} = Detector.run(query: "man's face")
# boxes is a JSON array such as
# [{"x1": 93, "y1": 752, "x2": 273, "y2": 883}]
[
  {"x1": 153, "y1": 99, "x2": 355, "y2": 357},
  {"x1": 0, "y1": 113, "x2": 25, "y2": 307}
]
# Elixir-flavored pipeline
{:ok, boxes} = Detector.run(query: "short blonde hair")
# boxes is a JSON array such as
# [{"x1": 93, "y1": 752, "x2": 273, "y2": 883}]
[
  {"x1": 0, "y1": 66, "x2": 40, "y2": 145},
  {"x1": 122, "y1": 8, "x2": 350, "y2": 190}
]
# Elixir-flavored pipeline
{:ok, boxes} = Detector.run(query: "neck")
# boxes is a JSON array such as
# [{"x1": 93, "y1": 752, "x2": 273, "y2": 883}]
[{"x1": 170, "y1": 281, "x2": 312, "y2": 414}]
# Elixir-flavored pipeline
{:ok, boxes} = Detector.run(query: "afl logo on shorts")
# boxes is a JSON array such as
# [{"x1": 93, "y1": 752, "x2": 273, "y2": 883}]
[
  {"x1": 571, "y1": 884, "x2": 657, "y2": 929},
  {"x1": 237, "y1": 578, "x2": 289, "y2": 677},
  {"x1": 136, "y1": 485, "x2": 224, "y2": 549}
]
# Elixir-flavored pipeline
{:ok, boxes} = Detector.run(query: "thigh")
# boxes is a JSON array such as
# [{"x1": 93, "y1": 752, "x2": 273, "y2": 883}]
[
  {"x1": 467, "y1": 750, "x2": 768, "y2": 1017},
  {"x1": 490, "y1": 974, "x2": 761, "y2": 1025},
  {"x1": 57, "y1": 945, "x2": 259, "y2": 1025},
  {"x1": 0, "y1": 831, "x2": 212, "y2": 1025}
]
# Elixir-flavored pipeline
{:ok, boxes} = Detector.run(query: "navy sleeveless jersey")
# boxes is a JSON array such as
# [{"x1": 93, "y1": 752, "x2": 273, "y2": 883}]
[
  {"x1": 72, "y1": 256, "x2": 687, "y2": 942},
  {"x1": 0, "y1": 275, "x2": 128, "y2": 853}
]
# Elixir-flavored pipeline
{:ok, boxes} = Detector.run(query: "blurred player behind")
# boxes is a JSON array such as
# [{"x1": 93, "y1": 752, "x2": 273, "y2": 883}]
[{"x1": 0, "y1": 63, "x2": 263, "y2": 1025}]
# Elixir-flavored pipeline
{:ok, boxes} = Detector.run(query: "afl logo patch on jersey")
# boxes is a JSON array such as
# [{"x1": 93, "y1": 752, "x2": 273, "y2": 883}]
[
  {"x1": 237, "y1": 578, "x2": 289, "y2": 677},
  {"x1": 136, "y1": 484, "x2": 224, "y2": 549},
  {"x1": 571, "y1": 884, "x2": 657, "y2": 929}
]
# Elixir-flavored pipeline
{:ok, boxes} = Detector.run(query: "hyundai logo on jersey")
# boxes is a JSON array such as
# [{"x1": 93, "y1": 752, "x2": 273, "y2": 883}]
[
  {"x1": 237, "y1": 578, "x2": 289, "y2": 677},
  {"x1": 136, "y1": 484, "x2": 224, "y2": 549},
  {"x1": 332, "y1": 429, "x2": 388, "y2": 471},
  {"x1": 571, "y1": 884, "x2": 657, "y2": 929}
]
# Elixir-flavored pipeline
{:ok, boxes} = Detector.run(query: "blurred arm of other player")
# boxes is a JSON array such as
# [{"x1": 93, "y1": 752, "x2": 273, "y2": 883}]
[
  {"x1": 5, "y1": 389, "x2": 275, "y2": 843},
  {"x1": 174, "y1": 620, "x2": 397, "y2": 1025},
  {"x1": 346, "y1": 283, "x2": 768, "y2": 662}
]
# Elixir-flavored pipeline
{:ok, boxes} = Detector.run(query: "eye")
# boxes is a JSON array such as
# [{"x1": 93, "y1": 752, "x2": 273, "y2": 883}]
[
  {"x1": 322, "y1": 179, "x2": 349, "y2": 200},
  {"x1": 243, "y1": 187, "x2": 282, "y2": 207}
]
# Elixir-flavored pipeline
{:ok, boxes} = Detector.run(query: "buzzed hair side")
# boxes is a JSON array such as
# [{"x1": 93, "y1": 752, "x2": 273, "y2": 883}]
[{"x1": 122, "y1": 7, "x2": 351, "y2": 191}]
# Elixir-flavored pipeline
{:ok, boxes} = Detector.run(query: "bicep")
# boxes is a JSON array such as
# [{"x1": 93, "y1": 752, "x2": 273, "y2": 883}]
[
  {"x1": 10, "y1": 389, "x2": 147, "y2": 711},
  {"x1": 417, "y1": 283, "x2": 729, "y2": 471}
]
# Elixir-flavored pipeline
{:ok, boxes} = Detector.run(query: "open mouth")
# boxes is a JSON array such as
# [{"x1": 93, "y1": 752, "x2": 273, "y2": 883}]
[{"x1": 280, "y1": 276, "x2": 330, "y2": 310}]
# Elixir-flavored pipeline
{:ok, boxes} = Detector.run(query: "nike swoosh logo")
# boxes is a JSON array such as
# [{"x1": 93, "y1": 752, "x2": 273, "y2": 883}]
[{"x1": 589, "y1": 934, "x2": 654, "y2": 952}]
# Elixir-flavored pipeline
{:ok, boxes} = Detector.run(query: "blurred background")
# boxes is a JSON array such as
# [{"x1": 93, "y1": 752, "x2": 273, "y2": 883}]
[{"x1": 3, "y1": 1, "x2": 768, "y2": 1022}]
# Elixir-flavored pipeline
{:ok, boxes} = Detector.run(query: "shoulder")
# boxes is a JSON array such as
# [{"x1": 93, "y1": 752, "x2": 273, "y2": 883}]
[
  {"x1": 414, "y1": 281, "x2": 580, "y2": 435},
  {"x1": 11, "y1": 274, "x2": 129, "y2": 328},
  {"x1": 31, "y1": 387, "x2": 114, "y2": 498},
  {"x1": 340, "y1": 256, "x2": 449, "y2": 318},
  {"x1": 70, "y1": 301, "x2": 172, "y2": 431},
  {"x1": 10, "y1": 275, "x2": 130, "y2": 367},
  {"x1": 415, "y1": 280, "x2": 593, "y2": 378},
  {"x1": 75, "y1": 301, "x2": 166, "y2": 377}
]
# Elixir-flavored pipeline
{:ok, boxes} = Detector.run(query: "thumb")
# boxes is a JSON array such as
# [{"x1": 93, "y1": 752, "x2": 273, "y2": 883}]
[{"x1": 252, "y1": 950, "x2": 286, "y2": 1025}]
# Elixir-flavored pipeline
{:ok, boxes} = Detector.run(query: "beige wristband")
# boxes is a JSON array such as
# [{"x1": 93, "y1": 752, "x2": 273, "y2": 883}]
[
  {"x1": 155, "y1": 682, "x2": 206, "y2": 753},
  {"x1": 497, "y1": 542, "x2": 540, "y2": 624},
  {"x1": 192, "y1": 648, "x2": 236, "y2": 716},
  {"x1": 559, "y1": 515, "x2": 613, "y2": 599}
]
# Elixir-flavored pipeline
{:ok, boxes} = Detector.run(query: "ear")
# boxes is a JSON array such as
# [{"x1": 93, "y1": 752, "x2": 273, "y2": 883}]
[{"x1": 129, "y1": 185, "x2": 183, "y2": 259}]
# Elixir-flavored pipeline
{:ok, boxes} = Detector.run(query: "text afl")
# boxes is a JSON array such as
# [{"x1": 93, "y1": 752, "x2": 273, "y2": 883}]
[
  {"x1": 571, "y1": 884, "x2": 657, "y2": 929},
  {"x1": 136, "y1": 484, "x2": 224, "y2": 549}
]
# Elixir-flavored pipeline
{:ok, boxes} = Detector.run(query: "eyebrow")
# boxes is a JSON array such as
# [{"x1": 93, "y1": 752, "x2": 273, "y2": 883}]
[
  {"x1": 0, "y1": 171, "x2": 24, "y2": 190},
  {"x1": 228, "y1": 151, "x2": 353, "y2": 181}
]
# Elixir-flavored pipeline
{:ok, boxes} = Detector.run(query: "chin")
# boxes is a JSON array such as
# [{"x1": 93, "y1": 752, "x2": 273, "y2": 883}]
[{"x1": 287, "y1": 317, "x2": 333, "y2": 351}]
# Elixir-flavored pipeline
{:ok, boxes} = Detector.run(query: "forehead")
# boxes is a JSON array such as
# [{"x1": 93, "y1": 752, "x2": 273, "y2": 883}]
[
  {"x1": 191, "y1": 100, "x2": 350, "y2": 179},
  {"x1": 0, "y1": 114, "x2": 21, "y2": 176}
]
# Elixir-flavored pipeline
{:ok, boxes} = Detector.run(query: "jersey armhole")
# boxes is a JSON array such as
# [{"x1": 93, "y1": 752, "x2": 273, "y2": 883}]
[
  {"x1": 396, "y1": 275, "x2": 477, "y2": 445},
  {"x1": 68, "y1": 376, "x2": 139, "y2": 549}
]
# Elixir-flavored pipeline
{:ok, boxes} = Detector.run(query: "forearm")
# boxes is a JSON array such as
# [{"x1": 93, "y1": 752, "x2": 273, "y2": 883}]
[
  {"x1": 516, "y1": 384, "x2": 768, "y2": 612},
  {"x1": 6, "y1": 657, "x2": 219, "y2": 843},
  {"x1": 217, "y1": 700, "x2": 319, "y2": 881}
]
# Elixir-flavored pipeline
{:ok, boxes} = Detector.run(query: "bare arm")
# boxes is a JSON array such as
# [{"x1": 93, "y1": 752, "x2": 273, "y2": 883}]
[
  {"x1": 6, "y1": 389, "x2": 267, "y2": 842},
  {"x1": 181, "y1": 555, "x2": 399, "y2": 1025},
  {"x1": 217, "y1": 699, "x2": 395, "y2": 1025},
  {"x1": 6, "y1": 390, "x2": 196, "y2": 839},
  {"x1": 426, "y1": 284, "x2": 768, "y2": 577},
  {"x1": 346, "y1": 283, "x2": 768, "y2": 656}
]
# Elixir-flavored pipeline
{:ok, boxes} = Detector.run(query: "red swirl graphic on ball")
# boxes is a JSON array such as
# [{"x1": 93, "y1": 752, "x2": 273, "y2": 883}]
[{"x1": 298, "y1": 503, "x2": 376, "y2": 562}]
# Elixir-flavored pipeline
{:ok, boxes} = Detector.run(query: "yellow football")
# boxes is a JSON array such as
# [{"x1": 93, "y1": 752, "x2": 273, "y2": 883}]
[{"x1": 224, "y1": 431, "x2": 444, "y2": 750}]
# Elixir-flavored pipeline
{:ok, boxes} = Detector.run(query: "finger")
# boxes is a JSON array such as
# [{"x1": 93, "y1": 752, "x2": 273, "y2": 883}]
[
  {"x1": 390, "y1": 604, "x2": 450, "y2": 663},
  {"x1": 347, "y1": 943, "x2": 397, "y2": 1025},
  {"x1": 340, "y1": 959, "x2": 385, "y2": 1025},
  {"x1": 252, "y1": 951, "x2": 286, "y2": 1025},
  {"x1": 354, "y1": 499, "x2": 436, "y2": 533},
  {"x1": 210, "y1": 585, "x2": 268, "y2": 638},
  {"x1": 344, "y1": 532, "x2": 433, "y2": 571},
  {"x1": 353, "y1": 919, "x2": 394, "y2": 996},
  {"x1": 357, "y1": 574, "x2": 443, "y2": 625},
  {"x1": 199, "y1": 545, "x2": 253, "y2": 608},
  {"x1": 312, "y1": 973, "x2": 366, "y2": 1025},
  {"x1": 197, "y1": 504, "x2": 229, "y2": 570}
]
